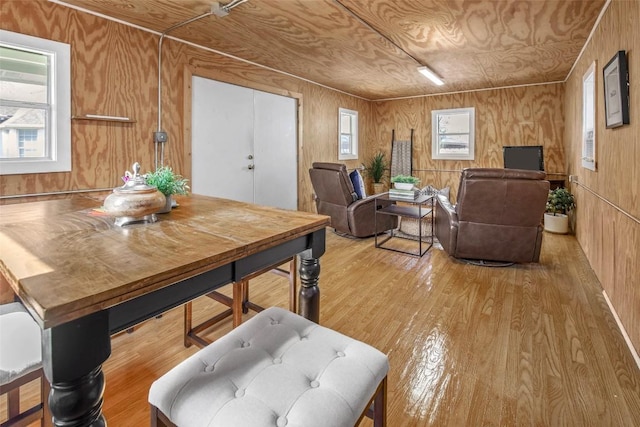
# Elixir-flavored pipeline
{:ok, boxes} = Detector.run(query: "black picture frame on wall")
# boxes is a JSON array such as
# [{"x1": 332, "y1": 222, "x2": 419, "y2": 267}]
[{"x1": 603, "y1": 50, "x2": 630, "y2": 129}]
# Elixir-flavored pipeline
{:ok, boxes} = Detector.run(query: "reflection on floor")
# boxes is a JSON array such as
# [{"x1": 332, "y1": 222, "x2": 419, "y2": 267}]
[{"x1": 5, "y1": 230, "x2": 639, "y2": 426}]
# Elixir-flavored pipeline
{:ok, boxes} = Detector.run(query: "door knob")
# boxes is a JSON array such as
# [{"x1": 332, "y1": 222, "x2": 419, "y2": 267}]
[
  {"x1": 248, "y1": 155, "x2": 254, "y2": 160},
  {"x1": 248, "y1": 164, "x2": 255, "y2": 170}
]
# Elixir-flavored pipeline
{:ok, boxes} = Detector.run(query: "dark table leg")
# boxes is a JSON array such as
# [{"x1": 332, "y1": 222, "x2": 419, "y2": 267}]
[
  {"x1": 299, "y1": 256, "x2": 320, "y2": 323},
  {"x1": 42, "y1": 310, "x2": 111, "y2": 426},
  {"x1": 298, "y1": 228, "x2": 325, "y2": 323}
]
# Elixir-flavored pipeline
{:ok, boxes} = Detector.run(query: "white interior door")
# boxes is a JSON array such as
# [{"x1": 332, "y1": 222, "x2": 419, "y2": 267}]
[
  {"x1": 253, "y1": 91, "x2": 297, "y2": 210},
  {"x1": 191, "y1": 77, "x2": 254, "y2": 203},
  {"x1": 191, "y1": 76, "x2": 297, "y2": 209}
]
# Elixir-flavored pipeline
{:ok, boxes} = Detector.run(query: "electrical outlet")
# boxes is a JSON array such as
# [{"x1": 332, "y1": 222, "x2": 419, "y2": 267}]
[{"x1": 153, "y1": 131, "x2": 168, "y2": 143}]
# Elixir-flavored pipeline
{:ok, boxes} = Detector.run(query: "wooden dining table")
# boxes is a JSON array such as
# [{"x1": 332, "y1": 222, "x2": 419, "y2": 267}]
[{"x1": 0, "y1": 194, "x2": 330, "y2": 426}]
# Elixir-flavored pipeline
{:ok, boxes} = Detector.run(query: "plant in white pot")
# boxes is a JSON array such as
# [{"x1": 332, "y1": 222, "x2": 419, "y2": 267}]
[
  {"x1": 390, "y1": 174, "x2": 420, "y2": 190},
  {"x1": 544, "y1": 187, "x2": 575, "y2": 234},
  {"x1": 144, "y1": 166, "x2": 189, "y2": 213}
]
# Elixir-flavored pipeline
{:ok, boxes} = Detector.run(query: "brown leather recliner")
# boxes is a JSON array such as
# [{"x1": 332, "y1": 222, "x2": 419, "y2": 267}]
[
  {"x1": 309, "y1": 162, "x2": 397, "y2": 238},
  {"x1": 435, "y1": 168, "x2": 550, "y2": 263}
]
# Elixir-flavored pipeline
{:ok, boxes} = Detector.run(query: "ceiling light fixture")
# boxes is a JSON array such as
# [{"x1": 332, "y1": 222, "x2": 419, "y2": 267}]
[
  {"x1": 333, "y1": 0, "x2": 445, "y2": 87},
  {"x1": 417, "y1": 66, "x2": 444, "y2": 86}
]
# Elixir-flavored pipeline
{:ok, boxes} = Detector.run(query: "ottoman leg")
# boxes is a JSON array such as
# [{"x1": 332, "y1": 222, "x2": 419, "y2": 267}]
[
  {"x1": 373, "y1": 376, "x2": 387, "y2": 427},
  {"x1": 150, "y1": 405, "x2": 176, "y2": 427}
]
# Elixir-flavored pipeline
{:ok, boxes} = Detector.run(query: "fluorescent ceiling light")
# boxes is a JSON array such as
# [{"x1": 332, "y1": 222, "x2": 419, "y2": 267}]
[{"x1": 417, "y1": 66, "x2": 444, "y2": 86}]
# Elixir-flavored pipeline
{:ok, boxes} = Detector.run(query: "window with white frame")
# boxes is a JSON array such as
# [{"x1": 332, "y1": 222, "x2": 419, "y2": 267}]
[
  {"x1": 0, "y1": 29, "x2": 71, "y2": 175},
  {"x1": 338, "y1": 108, "x2": 358, "y2": 160},
  {"x1": 431, "y1": 107, "x2": 475, "y2": 160},
  {"x1": 582, "y1": 61, "x2": 596, "y2": 171}
]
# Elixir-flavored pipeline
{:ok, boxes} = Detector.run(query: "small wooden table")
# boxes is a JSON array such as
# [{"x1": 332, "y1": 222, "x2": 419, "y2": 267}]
[{"x1": 0, "y1": 195, "x2": 329, "y2": 426}]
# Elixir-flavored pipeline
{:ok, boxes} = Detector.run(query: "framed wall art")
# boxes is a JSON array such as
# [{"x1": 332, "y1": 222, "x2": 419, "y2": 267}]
[{"x1": 603, "y1": 50, "x2": 630, "y2": 129}]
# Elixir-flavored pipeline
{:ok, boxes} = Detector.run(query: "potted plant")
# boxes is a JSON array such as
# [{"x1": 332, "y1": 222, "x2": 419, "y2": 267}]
[
  {"x1": 365, "y1": 151, "x2": 388, "y2": 193},
  {"x1": 544, "y1": 187, "x2": 575, "y2": 234},
  {"x1": 145, "y1": 166, "x2": 190, "y2": 213},
  {"x1": 391, "y1": 174, "x2": 420, "y2": 190}
]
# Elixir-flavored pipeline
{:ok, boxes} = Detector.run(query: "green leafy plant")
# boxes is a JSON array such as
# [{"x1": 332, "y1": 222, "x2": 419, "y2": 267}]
[
  {"x1": 391, "y1": 174, "x2": 420, "y2": 184},
  {"x1": 145, "y1": 166, "x2": 190, "y2": 196},
  {"x1": 546, "y1": 187, "x2": 575, "y2": 215},
  {"x1": 365, "y1": 152, "x2": 388, "y2": 184}
]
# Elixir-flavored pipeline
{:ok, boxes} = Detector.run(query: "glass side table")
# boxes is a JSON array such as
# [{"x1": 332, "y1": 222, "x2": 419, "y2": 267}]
[{"x1": 374, "y1": 193, "x2": 434, "y2": 257}]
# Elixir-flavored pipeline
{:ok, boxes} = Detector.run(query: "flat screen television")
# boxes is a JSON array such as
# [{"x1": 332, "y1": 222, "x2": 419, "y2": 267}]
[{"x1": 503, "y1": 145, "x2": 544, "y2": 171}]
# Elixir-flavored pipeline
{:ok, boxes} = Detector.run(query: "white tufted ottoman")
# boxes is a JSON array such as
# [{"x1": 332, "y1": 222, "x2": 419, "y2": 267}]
[{"x1": 149, "y1": 307, "x2": 389, "y2": 427}]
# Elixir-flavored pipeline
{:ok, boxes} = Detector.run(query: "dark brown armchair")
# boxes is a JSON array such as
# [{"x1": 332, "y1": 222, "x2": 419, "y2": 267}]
[
  {"x1": 309, "y1": 162, "x2": 397, "y2": 238},
  {"x1": 435, "y1": 168, "x2": 550, "y2": 263}
]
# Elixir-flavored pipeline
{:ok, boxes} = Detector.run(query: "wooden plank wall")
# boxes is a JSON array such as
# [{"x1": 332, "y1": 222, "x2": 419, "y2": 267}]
[
  {"x1": 0, "y1": 0, "x2": 369, "y2": 213},
  {"x1": 563, "y1": 0, "x2": 640, "y2": 355},
  {"x1": 1, "y1": 1, "x2": 158, "y2": 196},
  {"x1": 369, "y1": 84, "x2": 565, "y2": 200}
]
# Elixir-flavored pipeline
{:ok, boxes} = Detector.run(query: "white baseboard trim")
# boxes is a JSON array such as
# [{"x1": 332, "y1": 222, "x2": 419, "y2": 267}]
[{"x1": 602, "y1": 290, "x2": 640, "y2": 369}]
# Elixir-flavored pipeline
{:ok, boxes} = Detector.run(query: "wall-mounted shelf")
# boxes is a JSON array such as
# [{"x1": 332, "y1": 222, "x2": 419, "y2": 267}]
[{"x1": 72, "y1": 114, "x2": 136, "y2": 123}]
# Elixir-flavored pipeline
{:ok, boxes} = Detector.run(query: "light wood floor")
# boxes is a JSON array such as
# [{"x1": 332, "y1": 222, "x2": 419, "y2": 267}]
[{"x1": 4, "y1": 230, "x2": 640, "y2": 426}]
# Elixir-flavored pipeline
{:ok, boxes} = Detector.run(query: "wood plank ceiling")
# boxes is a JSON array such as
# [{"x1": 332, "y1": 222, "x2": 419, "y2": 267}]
[{"x1": 54, "y1": 0, "x2": 606, "y2": 100}]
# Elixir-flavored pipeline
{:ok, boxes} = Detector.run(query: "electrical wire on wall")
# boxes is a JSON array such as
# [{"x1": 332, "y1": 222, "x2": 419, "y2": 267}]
[{"x1": 154, "y1": 0, "x2": 249, "y2": 170}]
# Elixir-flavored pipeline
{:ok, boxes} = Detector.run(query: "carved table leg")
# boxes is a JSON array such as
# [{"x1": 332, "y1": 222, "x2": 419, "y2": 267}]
[
  {"x1": 298, "y1": 256, "x2": 320, "y2": 323},
  {"x1": 43, "y1": 310, "x2": 111, "y2": 426}
]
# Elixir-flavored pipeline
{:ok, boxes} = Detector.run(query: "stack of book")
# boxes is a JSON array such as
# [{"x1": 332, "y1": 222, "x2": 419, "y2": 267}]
[{"x1": 389, "y1": 188, "x2": 419, "y2": 199}]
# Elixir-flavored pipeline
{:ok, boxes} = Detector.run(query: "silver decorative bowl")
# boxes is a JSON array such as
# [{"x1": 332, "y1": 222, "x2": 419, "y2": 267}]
[{"x1": 103, "y1": 162, "x2": 166, "y2": 226}]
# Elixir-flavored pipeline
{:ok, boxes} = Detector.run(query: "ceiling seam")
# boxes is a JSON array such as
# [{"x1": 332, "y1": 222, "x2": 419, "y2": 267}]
[
  {"x1": 48, "y1": 0, "x2": 164, "y2": 35},
  {"x1": 333, "y1": 0, "x2": 424, "y2": 67},
  {"x1": 564, "y1": 0, "x2": 611, "y2": 82}
]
